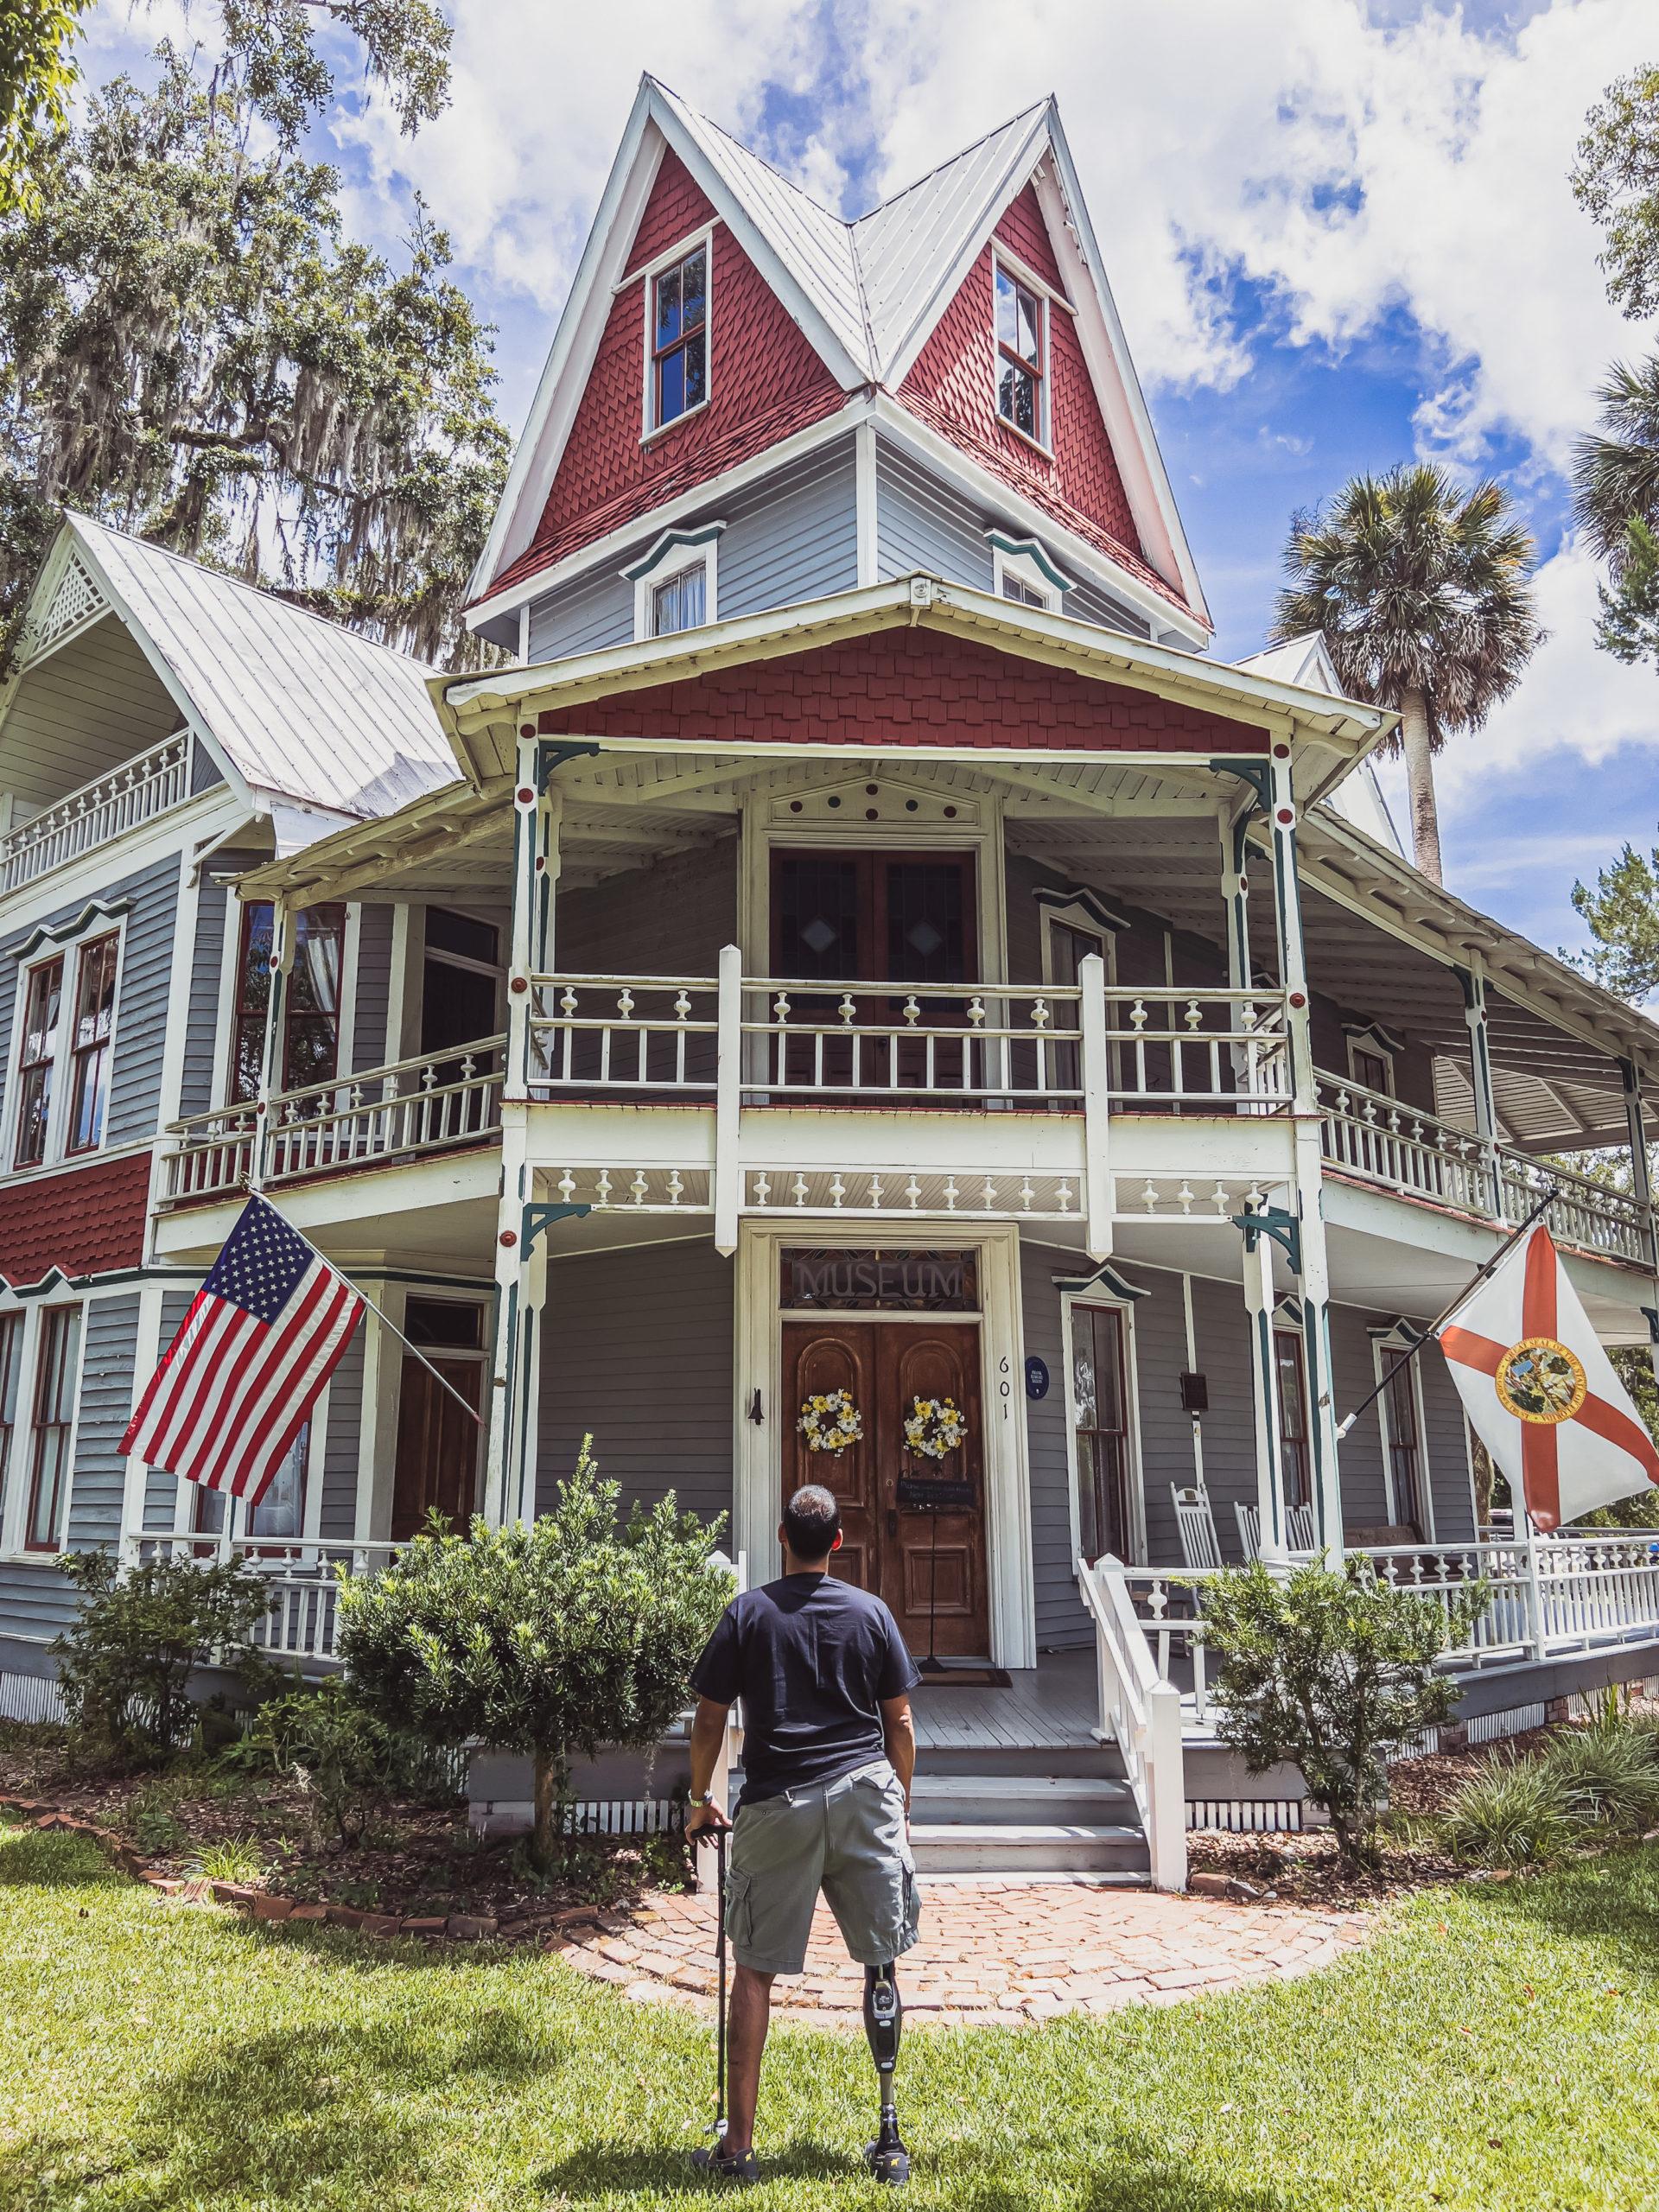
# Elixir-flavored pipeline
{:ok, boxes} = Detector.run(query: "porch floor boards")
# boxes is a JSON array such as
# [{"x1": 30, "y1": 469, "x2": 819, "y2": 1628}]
[{"x1": 911, "y1": 1648, "x2": 1098, "y2": 1753}]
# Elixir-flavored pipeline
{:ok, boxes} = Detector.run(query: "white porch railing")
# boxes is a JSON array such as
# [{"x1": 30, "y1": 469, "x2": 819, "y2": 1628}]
[
  {"x1": 1076, "y1": 1553, "x2": 1187, "y2": 1889},
  {"x1": 122, "y1": 1530, "x2": 401, "y2": 1668},
  {"x1": 1, "y1": 734, "x2": 194, "y2": 892},
  {"x1": 530, "y1": 964, "x2": 1291, "y2": 1110},
  {"x1": 1318, "y1": 1071, "x2": 1658, "y2": 1265},
  {"x1": 159, "y1": 1036, "x2": 506, "y2": 1206}
]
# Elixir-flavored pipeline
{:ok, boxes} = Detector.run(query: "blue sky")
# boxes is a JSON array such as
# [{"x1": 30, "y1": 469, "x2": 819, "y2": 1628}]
[{"x1": 88, "y1": 0, "x2": 1659, "y2": 966}]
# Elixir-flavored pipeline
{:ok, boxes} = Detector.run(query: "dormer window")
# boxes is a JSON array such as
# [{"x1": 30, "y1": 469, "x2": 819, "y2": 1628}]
[
  {"x1": 995, "y1": 262, "x2": 1046, "y2": 445},
  {"x1": 1002, "y1": 575, "x2": 1049, "y2": 611},
  {"x1": 624, "y1": 522, "x2": 723, "y2": 641},
  {"x1": 651, "y1": 243, "x2": 708, "y2": 431}
]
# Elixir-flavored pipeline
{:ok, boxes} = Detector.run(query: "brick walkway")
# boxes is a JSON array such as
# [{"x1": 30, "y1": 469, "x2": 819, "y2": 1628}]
[{"x1": 556, "y1": 1880, "x2": 1366, "y2": 2027}]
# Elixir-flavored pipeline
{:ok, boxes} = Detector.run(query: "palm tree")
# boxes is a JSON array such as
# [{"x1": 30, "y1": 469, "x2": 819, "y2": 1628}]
[
  {"x1": 1272, "y1": 464, "x2": 1543, "y2": 885},
  {"x1": 1573, "y1": 356, "x2": 1659, "y2": 658}
]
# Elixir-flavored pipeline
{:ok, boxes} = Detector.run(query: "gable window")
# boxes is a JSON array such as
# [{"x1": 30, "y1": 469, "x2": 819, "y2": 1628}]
[
  {"x1": 652, "y1": 560, "x2": 707, "y2": 638},
  {"x1": 995, "y1": 263, "x2": 1046, "y2": 444},
  {"x1": 989, "y1": 535, "x2": 1069, "y2": 609},
  {"x1": 231, "y1": 902, "x2": 346, "y2": 1103},
  {"x1": 651, "y1": 244, "x2": 708, "y2": 430},
  {"x1": 13, "y1": 956, "x2": 62, "y2": 1169},
  {"x1": 24, "y1": 1306, "x2": 79, "y2": 1551},
  {"x1": 1003, "y1": 575, "x2": 1049, "y2": 609},
  {"x1": 67, "y1": 934, "x2": 118, "y2": 1153}
]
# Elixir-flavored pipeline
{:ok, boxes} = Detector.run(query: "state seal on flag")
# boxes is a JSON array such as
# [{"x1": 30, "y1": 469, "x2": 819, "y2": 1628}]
[{"x1": 1494, "y1": 1337, "x2": 1588, "y2": 1426}]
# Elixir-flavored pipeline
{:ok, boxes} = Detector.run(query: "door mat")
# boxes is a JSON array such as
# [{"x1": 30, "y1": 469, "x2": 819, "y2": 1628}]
[{"x1": 913, "y1": 1662, "x2": 1013, "y2": 1689}]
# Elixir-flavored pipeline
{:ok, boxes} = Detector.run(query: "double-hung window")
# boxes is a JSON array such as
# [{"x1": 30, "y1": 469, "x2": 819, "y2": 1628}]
[
  {"x1": 13, "y1": 957, "x2": 62, "y2": 1168},
  {"x1": 995, "y1": 263, "x2": 1046, "y2": 444},
  {"x1": 230, "y1": 902, "x2": 346, "y2": 1104},
  {"x1": 1001, "y1": 574, "x2": 1049, "y2": 610},
  {"x1": 652, "y1": 561, "x2": 706, "y2": 637},
  {"x1": 651, "y1": 244, "x2": 708, "y2": 430},
  {"x1": 24, "y1": 1306, "x2": 79, "y2": 1551},
  {"x1": 68, "y1": 934, "x2": 118, "y2": 1153}
]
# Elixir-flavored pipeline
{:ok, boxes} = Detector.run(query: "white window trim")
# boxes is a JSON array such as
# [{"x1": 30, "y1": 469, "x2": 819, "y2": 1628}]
[
  {"x1": 639, "y1": 223, "x2": 715, "y2": 444},
  {"x1": 992, "y1": 256, "x2": 1052, "y2": 454},
  {"x1": 625, "y1": 523, "x2": 723, "y2": 642},
  {"x1": 3, "y1": 915, "x2": 128, "y2": 1174},
  {"x1": 0, "y1": 1297, "x2": 86, "y2": 1560},
  {"x1": 989, "y1": 535, "x2": 1071, "y2": 610},
  {"x1": 1372, "y1": 1324, "x2": 1435, "y2": 1541},
  {"x1": 1060, "y1": 1281, "x2": 1148, "y2": 1567}
]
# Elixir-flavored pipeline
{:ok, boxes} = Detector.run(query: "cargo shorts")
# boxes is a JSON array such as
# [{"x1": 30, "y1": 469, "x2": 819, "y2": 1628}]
[{"x1": 724, "y1": 1758, "x2": 920, "y2": 1976}]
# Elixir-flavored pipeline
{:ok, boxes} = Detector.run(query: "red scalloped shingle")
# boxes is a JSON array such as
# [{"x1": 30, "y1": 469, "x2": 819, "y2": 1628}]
[
  {"x1": 534, "y1": 626, "x2": 1263, "y2": 752},
  {"x1": 0, "y1": 1150, "x2": 153, "y2": 1290}
]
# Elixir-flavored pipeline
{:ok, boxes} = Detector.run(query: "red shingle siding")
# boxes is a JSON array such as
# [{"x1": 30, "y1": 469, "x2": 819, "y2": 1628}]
[
  {"x1": 535, "y1": 627, "x2": 1265, "y2": 753},
  {"x1": 0, "y1": 1150, "x2": 152, "y2": 1288},
  {"x1": 897, "y1": 186, "x2": 1187, "y2": 614},
  {"x1": 490, "y1": 149, "x2": 848, "y2": 600}
]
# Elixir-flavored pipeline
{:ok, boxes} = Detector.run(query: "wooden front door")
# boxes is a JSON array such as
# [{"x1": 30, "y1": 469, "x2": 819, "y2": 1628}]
[
  {"x1": 390, "y1": 1298, "x2": 486, "y2": 1539},
  {"x1": 781, "y1": 1319, "x2": 989, "y2": 1658}
]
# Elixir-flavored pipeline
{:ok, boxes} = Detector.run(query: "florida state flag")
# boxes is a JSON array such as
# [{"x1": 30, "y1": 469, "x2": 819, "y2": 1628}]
[{"x1": 1437, "y1": 1222, "x2": 1659, "y2": 1531}]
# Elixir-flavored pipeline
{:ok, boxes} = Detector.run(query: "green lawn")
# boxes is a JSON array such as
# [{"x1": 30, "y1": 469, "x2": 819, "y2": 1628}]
[{"x1": 3, "y1": 1819, "x2": 1658, "y2": 2210}]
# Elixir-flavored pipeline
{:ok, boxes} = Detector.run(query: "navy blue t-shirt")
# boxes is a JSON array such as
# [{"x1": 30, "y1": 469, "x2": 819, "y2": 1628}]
[{"x1": 690, "y1": 1573, "x2": 921, "y2": 1805}]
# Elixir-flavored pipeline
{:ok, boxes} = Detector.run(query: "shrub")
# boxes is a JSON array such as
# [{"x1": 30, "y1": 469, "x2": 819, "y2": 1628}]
[
  {"x1": 52, "y1": 1549, "x2": 270, "y2": 1769},
  {"x1": 1200, "y1": 1559, "x2": 1484, "y2": 1870},
  {"x1": 224, "y1": 1677, "x2": 455, "y2": 1847},
  {"x1": 1440, "y1": 1758, "x2": 1577, "y2": 1868},
  {"x1": 1538, "y1": 1723, "x2": 1659, "y2": 1830},
  {"x1": 337, "y1": 1441, "x2": 732, "y2": 1872}
]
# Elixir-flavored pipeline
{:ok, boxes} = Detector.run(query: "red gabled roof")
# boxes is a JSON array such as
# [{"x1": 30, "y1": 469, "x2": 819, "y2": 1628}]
[{"x1": 488, "y1": 148, "x2": 848, "y2": 604}]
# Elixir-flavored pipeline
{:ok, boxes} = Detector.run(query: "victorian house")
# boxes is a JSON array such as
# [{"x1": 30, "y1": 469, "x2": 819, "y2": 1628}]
[{"x1": 3, "y1": 80, "x2": 1658, "y2": 1887}]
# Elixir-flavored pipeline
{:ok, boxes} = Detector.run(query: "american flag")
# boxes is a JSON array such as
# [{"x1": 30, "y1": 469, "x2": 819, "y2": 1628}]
[{"x1": 121, "y1": 1194, "x2": 364, "y2": 1505}]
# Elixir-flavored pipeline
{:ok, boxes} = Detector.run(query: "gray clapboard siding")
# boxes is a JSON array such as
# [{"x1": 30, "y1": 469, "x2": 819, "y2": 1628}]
[
  {"x1": 556, "y1": 842, "x2": 737, "y2": 976},
  {"x1": 1065, "y1": 573, "x2": 1153, "y2": 641},
  {"x1": 527, "y1": 565, "x2": 633, "y2": 664},
  {"x1": 142, "y1": 1288, "x2": 197, "y2": 1529},
  {"x1": 715, "y1": 439, "x2": 859, "y2": 620},
  {"x1": 1420, "y1": 1346, "x2": 1478, "y2": 1541},
  {"x1": 1326, "y1": 1306, "x2": 1394, "y2": 1533},
  {"x1": 180, "y1": 847, "x2": 264, "y2": 1119},
  {"x1": 320, "y1": 1325, "x2": 366, "y2": 1539},
  {"x1": 1181, "y1": 1275, "x2": 1259, "y2": 1558},
  {"x1": 189, "y1": 741, "x2": 226, "y2": 795},
  {"x1": 0, "y1": 1560, "x2": 78, "y2": 1643},
  {"x1": 1122, "y1": 1265, "x2": 1201, "y2": 1567},
  {"x1": 537, "y1": 1240, "x2": 734, "y2": 1529},
  {"x1": 876, "y1": 442, "x2": 995, "y2": 589},
  {"x1": 350, "y1": 904, "x2": 395, "y2": 1074},
  {"x1": 106, "y1": 854, "x2": 182, "y2": 1143},
  {"x1": 65, "y1": 1294, "x2": 141, "y2": 1551},
  {"x1": 1020, "y1": 1239, "x2": 1090, "y2": 1646}
]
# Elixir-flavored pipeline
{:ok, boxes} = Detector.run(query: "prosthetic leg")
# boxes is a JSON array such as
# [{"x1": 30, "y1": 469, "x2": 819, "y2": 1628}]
[{"x1": 862, "y1": 1963, "x2": 910, "y2": 2185}]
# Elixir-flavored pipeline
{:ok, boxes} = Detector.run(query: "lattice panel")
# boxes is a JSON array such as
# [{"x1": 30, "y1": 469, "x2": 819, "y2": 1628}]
[{"x1": 23, "y1": 554, "x2": 104, "y2": 660}]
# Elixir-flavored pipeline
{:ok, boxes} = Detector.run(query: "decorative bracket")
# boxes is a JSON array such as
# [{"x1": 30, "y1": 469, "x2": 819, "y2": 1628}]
[
  {"x1": 1232, "y1": 1204, "x2": 1301, "y2": 1274},
  {"x1": 533, "y1": 739, "x2": 601, "y2": 795},
  {"x1": 1208, "y1": 757, "x2": 1273, "y2": 815},
  {"x1": 522, "y1": 1201, "x2": 590, "y2": 1255}
]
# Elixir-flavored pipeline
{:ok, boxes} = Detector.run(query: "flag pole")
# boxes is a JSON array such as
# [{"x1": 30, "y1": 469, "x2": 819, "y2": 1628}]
[
  {"x1": 1334, "y1": 1184, "x2": 1560, "y2": 1443},
  {"x1": 245, "y1": 1184, "x2": 485, "y2": 1429}
]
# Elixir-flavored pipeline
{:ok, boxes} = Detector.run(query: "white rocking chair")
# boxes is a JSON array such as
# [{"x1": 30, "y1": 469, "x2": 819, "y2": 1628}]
[
  {"x1": 1171, "y1": 1484, "x2": 1225, "y2": 1571},
  {"x1": 1236, "y1": 1501, "x2": 1320, "y2": 1560}
]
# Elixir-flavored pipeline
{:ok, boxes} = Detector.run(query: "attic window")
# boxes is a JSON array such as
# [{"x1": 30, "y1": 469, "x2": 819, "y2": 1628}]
[
  {"x1": 651, "y1": 244, "x2": 708, "y2": 430},
  {"x1": 995, "y1": 263, "x2": 1046, "y2": 446},
  {"x1": 1002, "y1": 575, "x2": 1049, "y2": 611}
]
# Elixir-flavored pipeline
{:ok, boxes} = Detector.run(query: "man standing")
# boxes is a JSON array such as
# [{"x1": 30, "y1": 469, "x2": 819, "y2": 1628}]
[{"x1": 684, "y1": 1483, "x2": 921, "y2": 2184}]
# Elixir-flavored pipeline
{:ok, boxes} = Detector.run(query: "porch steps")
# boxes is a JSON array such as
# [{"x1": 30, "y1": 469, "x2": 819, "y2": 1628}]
[{"x1": 906, "y1": 1769, "x2": 1150, "y2": 1878}]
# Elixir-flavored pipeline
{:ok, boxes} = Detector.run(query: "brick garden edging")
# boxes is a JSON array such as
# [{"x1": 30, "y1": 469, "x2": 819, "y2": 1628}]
[{"x1": 3, "y1": 1792, "x2": 1371, "y2": 2027}]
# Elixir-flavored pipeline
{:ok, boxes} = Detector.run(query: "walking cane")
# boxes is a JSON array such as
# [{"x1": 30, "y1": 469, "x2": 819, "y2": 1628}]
[{"x1": 690, "y1": 1824, "x2": 729, "y2": 2170}]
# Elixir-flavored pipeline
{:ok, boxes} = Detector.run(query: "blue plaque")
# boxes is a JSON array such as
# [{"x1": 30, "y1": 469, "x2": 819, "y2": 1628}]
[{"x1": 1025, "y1": 1356, "x2": 1050, "y2": 1401}]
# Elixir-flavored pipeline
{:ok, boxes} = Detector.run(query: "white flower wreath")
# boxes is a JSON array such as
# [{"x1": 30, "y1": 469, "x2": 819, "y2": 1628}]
[
  {"x1": 799, "y1": 1389, "x2": 863, "y2": 1455},
  {"x1": 904, "y1": 1395, "x2": 966, "y2": 1461}
]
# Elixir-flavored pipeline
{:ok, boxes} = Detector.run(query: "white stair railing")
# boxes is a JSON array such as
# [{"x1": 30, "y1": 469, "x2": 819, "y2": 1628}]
[{"x1": 1077, "y1": 1553, "x2": 1187, "y2": 1890}]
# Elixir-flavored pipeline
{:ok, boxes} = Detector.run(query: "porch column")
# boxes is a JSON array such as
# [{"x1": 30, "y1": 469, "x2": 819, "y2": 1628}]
[
  {"x1": 1241, "y1": 1210, "x2": 1287, "y2": 1561},
  {"x1": 1079, "y1": 950, "x2": 1112, "y2": 1260},
  {"x1": 485, "y1": 1114, "x2": 538, "y2": 1525},
  {"x1": 1622, "y1": 1058, "x2": 1659, "y2": 1388},
  {"x1": 1457, "y1": 957, "x2": 1500, "y2": 1213},
  {"x1": 251, "y1": 896, "x2": 293, "y2": 1188},
  {"x1": 1264, "y1": 741, "x2": 1344, "y2": 1558},
  {"x1": 508, "y1": 737, "x2": 563, "y2": 1103}
]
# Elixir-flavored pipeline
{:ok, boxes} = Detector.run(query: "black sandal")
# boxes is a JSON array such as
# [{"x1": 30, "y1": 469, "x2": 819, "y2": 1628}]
[{"x1": 691, "y1": 2145, "x2": 760, "y2": 2186}]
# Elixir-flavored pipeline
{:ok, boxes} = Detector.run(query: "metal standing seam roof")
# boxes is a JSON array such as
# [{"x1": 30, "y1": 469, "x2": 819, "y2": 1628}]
[
  {"x1": 655, "y1": 80, "x2": 1054, "y2": 383},
  {"x1": 67, "y1": 514, "x2": 456, "y2": 821}
]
